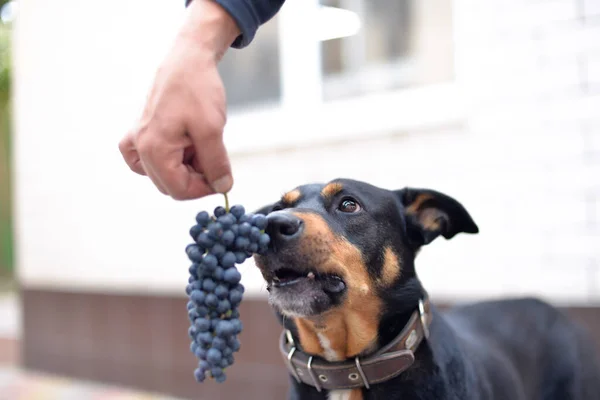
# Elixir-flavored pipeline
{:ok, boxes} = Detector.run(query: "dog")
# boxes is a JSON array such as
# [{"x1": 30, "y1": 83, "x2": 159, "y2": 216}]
[{"x1": 252, "y1": 178, "x2": 600, "y2": 400}]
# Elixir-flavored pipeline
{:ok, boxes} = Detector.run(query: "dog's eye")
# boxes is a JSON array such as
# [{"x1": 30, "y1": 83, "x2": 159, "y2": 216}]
[{"x1": 338, "y1": 198, "x2": 360, "y2": 213}]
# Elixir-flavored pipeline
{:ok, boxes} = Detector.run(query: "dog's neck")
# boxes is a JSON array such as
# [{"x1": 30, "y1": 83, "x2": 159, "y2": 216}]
[{"x1": 285, "y1": 278, "x2": 428, "y2": 362}]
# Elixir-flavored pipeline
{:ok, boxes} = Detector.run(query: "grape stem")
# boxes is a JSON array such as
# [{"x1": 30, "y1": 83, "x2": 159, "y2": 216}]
[{"x1": 224, "y1": 193, "x2": 230, "y2": 213}]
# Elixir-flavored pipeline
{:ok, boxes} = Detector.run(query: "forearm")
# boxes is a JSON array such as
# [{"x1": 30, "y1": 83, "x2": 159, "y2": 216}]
[{"x1": 186, "y1": 0, "x2": 286, "y2": 49}]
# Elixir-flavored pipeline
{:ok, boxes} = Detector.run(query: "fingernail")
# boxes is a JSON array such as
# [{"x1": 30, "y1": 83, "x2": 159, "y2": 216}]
[{"x1": 211, "y1": 175, "x2": 233, "y2": 194}]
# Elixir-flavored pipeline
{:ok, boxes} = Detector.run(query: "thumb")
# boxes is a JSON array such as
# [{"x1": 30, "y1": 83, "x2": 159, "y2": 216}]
[{"x1": 188, "y1": 123, "x2": 233, "y2": 194}]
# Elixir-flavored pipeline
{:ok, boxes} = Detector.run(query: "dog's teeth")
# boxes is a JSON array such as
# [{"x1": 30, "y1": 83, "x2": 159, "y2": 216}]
[
  {"x1": 273, "y1": 277, "x2": 280, "y2": 282},
  {"x1": 307, "y1": 272, "x2": 315, "y2": 279}
]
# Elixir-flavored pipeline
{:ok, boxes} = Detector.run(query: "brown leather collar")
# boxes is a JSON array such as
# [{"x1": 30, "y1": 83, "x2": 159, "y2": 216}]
[{"x1": 278, "y1": 297, "x2": 432, "y2": 392}]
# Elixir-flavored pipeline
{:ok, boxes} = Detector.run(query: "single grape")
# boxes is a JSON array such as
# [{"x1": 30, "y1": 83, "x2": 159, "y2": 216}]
[
  {"x1": 214, "y1": 374, "x2": 227, "y2": 383},
  {"x1": 259, "y1": 233, "x2": 270, "y2": 248},
  {"x1": 252, "y1": 214, "x2": 268, "y2": 230},
  {"x1": 230, "y1": 224, "x2": 239, "y2": 235},
  {"x1": 219, "y1": 214, "x2": 236, "y2": 229},
  {"x1": 217, "y1": 299, "x2": 231, "y2": 314},
  {"x1": 248, "y1": 243, "x2": 259, "y2": 254},
  {"x1": 191, "y1": 290, "x2": 206, "y2": 305},
  {"x1": 210, "y1": 243, "x2": 226, "y2": 259},
  {"x1": 188, "y1": 309, "x2": 199, "y2": 321},
  {"x1": 212, "y1": 336, "x2": 227, "y2": 351},
  {"x1": 205, "y1": 293, "x2": 219, "y2": 308},
  {"x1": 234, "y1": 236, "x2": 250, "y2": 251},
  {"x1": 231, "y1": 319, "x2": 243, "y2": 334},
  {"x1": 226, "y1": 354, "x2": 235, "y2": 365},
  {"x1": 194, "y1": 368, "x2": 206, "y2": 383},
  {"x1": 196, "y1": 211, "x2": 210, "y2": 226},
  {"x1": 221, "y1": 230, "x2": 235, "y2": 246},
  {"x1": 222, "y1": 347, "x2": 233, "y2": 357},
  {"x1": 249, "y1": 226, "x2": 261, "y2": 242},
  {"x1": 190, "y1": 224, "x2": 203, "y2": 240},
  {"x1": 202, "y1": 254, "x2": 218, "y2": 271},
  {"x1": 214, "y1": 283, "x2": 231, "y2": 300},
  {"x1": 219, "y1": 358, "x2": 230, "y2": 368},
  {"x1": 196, "y1": 306, "x2": 208, "y2": 317},
  {"x1": 207, "y1": 348, "x2": 222, "y2": 364},
  {"x1": 216, "y1": 320, "x2": 234, "y2": 338},
  {"x1": 214, "y1": 206, "x2": 226, "y2": 218},
  {"x1": 234, "y1": 251, "x2": 247, "y2": 264},
  {"x1": 238, "y1": 214, "x2": 251, "y2": 224},
  {"x1": 221, "y1": 252, "x2": 236, "y2": 268},
  {"x1": 187, "y1": 301, "x2": 195, "y2": 310},
  {"x1": 197, "y1": 332, "x2": 213, "y2": 345},
  {"x1": 186, "y1": 244, "x2": 203, "y2": 262},
  {"x1": 195, "y1": 347, "x2": 207, "y2": 359},
  {"x1": 211, "y1": 367, "x2": 224, "y2": 378},
  {"x1": 207, "y1": 223, "x2": 223, "y2": 240},
  {"x1": 195, "y1": 318, "x2": 210, "y2": 332},
  {"x1": 230, "y1": 205, "x2": 245, "y2": 219},
  {"x1": 238, "y1": 222, "x2": 251, "y2": 237},
  {"x1": 197, "y1": 232, "x2": 215, "y2": 249},
  {"x1": 229, "y1": 337, "x2": 241, "y2": 352},
  {"x1": 202, "y1": 279, "x2": 217, "y2": 293},
  {"x1": 229, "y1": 290, "x2": 243, "y2": 306},
  {"x1": 223, "y1": 269, "x2": 241, "y2": 285}
]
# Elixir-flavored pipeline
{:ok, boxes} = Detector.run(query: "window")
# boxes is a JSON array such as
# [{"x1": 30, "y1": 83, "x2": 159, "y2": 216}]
[
  {"x1": 320, "y1": 0, "x2": 455, "y2": 100},
  {"x1": 218, "y1": 15, "x2": 281, "y2": 111}
]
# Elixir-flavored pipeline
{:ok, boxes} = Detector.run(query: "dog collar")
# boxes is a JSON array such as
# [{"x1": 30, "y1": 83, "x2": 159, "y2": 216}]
[{"x1": 278, "y1": 297, "x2": 432, "y2": 392}]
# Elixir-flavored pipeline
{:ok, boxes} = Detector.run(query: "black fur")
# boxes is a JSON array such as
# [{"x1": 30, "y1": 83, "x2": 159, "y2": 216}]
[{"x1": 254, "y1": 178, "x2": 600, "y2": 400}]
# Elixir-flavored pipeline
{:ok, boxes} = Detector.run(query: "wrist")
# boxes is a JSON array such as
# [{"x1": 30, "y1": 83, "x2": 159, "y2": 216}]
[{"x1": 180, "y1": 0, "x2": 241, "y2": 60}]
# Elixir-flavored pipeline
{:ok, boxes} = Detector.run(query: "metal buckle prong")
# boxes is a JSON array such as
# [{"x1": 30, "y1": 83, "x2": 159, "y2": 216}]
[
  {"x1": 286, "y1": 347, "x2": 301, "y2": 383},
  {"x1": 307, "y1": 356, "x2": 322, "y2": 392},
  {"x1": 419, "y1": 299, "x2": 429, "y2": 339},
  {"x1": 354, "y1": 357, "x2": 370, "y2": 390}
]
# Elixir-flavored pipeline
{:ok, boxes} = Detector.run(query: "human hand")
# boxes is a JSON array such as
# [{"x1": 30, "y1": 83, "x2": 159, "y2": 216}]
[{"x1": 119, "y1": 0, "x2": 240, "y2": 200}]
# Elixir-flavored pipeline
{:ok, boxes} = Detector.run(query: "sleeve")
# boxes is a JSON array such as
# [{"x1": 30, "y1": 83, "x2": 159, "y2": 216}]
[{"x1": 186, "y1": 0, "x2": 286, "y2": 49}]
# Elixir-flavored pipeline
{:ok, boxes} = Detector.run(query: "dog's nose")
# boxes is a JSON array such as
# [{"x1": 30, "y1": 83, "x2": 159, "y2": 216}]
[{"x1": 266, "y1": 212, "x2": 304, "y2": 242}]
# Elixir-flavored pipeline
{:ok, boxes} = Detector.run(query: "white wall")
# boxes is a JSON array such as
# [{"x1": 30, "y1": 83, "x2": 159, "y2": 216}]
[{"x1": 12, "y1": 0, "x2": 600, "y2": 305}]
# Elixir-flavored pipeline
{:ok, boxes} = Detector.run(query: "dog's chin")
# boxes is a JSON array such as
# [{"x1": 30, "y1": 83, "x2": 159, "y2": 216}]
[{"x1": 264, "y1": 269, "x2": 347, "y2": 318}]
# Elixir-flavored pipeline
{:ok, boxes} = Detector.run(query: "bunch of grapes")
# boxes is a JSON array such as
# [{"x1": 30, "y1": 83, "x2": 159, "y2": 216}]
[{"x1": 185, "y1": 196, "x2": 270, "y2": 383}]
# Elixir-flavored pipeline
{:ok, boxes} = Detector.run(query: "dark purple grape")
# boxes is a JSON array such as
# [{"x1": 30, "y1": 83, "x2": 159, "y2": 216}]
[
  {"x1": 210, "y1": 243, "x2": 226, "y2": 258},
  {"x1": 214, "y1": 206, "x2": 226, "y2": 218},
  {"x1": 221, "y1": 252, "x2": 236, "y2": 268},
  {"x1": 230, "y1": 205, "x2": 245, "y2": 219},
  {"x1": 221, "y1": 230, "x2": 235, "y2": 246},
  {"x1": 197, "y1": 232, "x2": 214, "y2": 249},
  {"x1": 202, "y1": 279, "x2": 216, "y2": 292},
  {"x1": 238, "y1": 222, "x2": 251, "y2": 237},
  {"x1": 195, "y1": 211, "x2": 210, "y2": 226},
  {"x1": 205, "y1": 293, "x2": 219, "y2": 308},
  {"x1": 234, "y1": 236, "x2": 250, "y2": 251},
  {"x1": 214, "y1": 284, "x2": 229, "y2": 300},
  {"x1": 252, "y1": 214, "x2": 268, "y2": 230},
  {"x1": 223, "y1": 269, "x2": 241, "y2": 285},
  {"x1": 207, "y1": 348, "x2": 222, "y2": 363},
  {"x1": 202, "y1": 254, "x2": 218, "y2": 271}
]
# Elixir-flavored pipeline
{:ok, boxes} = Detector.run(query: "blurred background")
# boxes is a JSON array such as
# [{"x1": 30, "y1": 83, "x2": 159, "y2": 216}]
[{"x1": 1, "y1": 0, "x2": 599, "y2": 398}]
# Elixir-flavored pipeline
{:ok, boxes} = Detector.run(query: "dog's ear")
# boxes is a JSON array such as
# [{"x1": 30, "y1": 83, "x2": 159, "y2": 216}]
[{"x1": 395, "y1": 188, "x2": 478, "y2": 247}]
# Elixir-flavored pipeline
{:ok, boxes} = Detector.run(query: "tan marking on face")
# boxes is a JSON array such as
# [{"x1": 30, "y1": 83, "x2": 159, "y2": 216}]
[
  {"x1": 282, "y1": 189, "x2": 301, "y2": 205},
  {"x1": 378, "y1": 246, "x2": 401, "y2": 287},
  {"x1": 321, "y1": 182, "x2": 344, "y2": 199},
  {"x1": 291, "y1": 212, "x2": 382, "y2": 360},
  {"x1": 405, "y1": 193, "x2": 433, "y2": 215}
]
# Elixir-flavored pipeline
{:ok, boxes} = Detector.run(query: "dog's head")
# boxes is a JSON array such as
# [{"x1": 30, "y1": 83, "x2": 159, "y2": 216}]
[{"x1": 253, "y1": 178, "x2": 478, "y2": 356}]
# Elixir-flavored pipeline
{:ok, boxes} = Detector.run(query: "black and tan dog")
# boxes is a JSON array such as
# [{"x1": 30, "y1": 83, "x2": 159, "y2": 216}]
[{"x1": 252, "y1": 178, "x2": 600, "y2": 400}]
